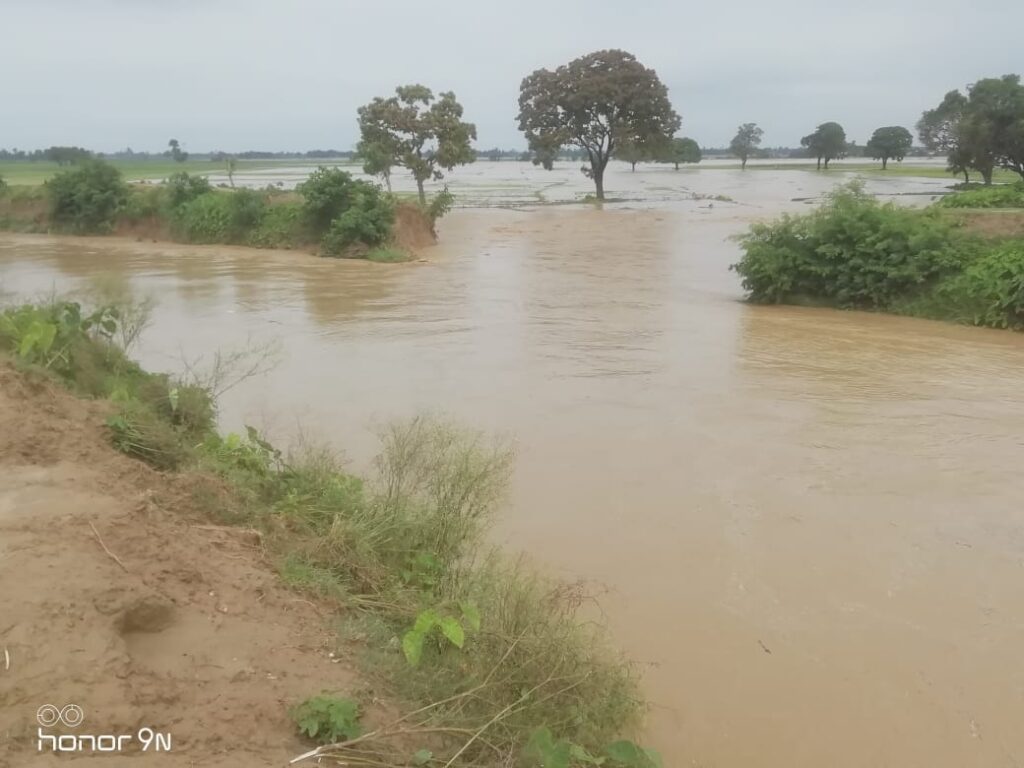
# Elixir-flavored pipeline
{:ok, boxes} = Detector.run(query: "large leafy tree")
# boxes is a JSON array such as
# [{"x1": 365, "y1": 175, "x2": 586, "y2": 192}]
[
  {"x1": 865, "y1": 126, "x2": 913, "y2": 170},
  {"x1": 729, "y1": 123, "x2": 763, "y2": 169},
  {"x1": 660, "y1": 137, "x2": 701, "y2": 170},
  {"x1": 357, "y1": 85, "x2": 476, "y2": 204},
  {"x1": 918, "y1": 75, "x2": 1024, "y2": 184},
  {"x1": 917, "y1": 90, "x2": 973, "y2": 182},
  {"x1": 517, "y1": 49, "x2": 680, "y2": 200},
  {"x1": 801, "y1": 122, "x2": 847, "y2": 169}
]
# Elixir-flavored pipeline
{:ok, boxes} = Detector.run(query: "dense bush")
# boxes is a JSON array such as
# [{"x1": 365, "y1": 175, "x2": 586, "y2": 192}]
[
  {"x1": 732, "y1": 182, "x2": 972, "y2": 307},
  {"x1": 247, "y1": 202, "x2": 306, "y2": 248},
  {"x1": 170, "y1": 189, "x2": 266, "y2": 244},
  {"x1": 297, "y1": 167, "x2": 367, "y2": 234},
  {"x1": 164, "y1": 172, "x2": 212, "y2": 209},
  {"x1": 320, "y1": 189, "x2": 394, "y2": 256},
  {"x1": 46, "y1": 159, "x2": 129, "y2": 233},
  {"x1": 940, "y1": 183, "x2": 1024, "y2": 209},
  {"x1": 927, "y1": 241, "x2": 1024, "y2": 329}
]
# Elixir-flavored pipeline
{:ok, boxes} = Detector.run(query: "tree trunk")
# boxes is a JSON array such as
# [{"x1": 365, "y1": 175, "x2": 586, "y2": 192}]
[
  {"x1": 593, "y1": 166, "x2": 605, "y2": 200},
  {"x1": 981, "y1": 168, "x2": 993, "y2": 186},
  {"x1": 963, "y1": 170, "x2": 970, "y2": 184},
  {"x1": 741, "y1": 156, "x2": 748, "y2": 170},
  {"x1": 816, "y1": 156, "x2": 822, "y2": 170},
  {"x1": 674, "y1": 162, "x2": 679, "y2": 171},
  {"x1": 824, "y1": 157, "x2": 831, "y2": 169},
  {"x1": 882, "y1": 157, "x2": 888, "y2": 170},
  {"x1": 384, "y1": 172, "x2": 392, "y2": 193},
  {"x1": 416, "y1": 178, "x2": 426, "y2": 205},
  {"x1": 630, "y1": 161, "x2": 637, "y2": 172}
]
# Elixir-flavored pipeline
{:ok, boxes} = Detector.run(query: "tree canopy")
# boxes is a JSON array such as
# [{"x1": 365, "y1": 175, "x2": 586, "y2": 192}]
[
  {"x1": 918, "y1": 75, "x2": 1024, "y2": 184},
  {"x1": 357, "y1": 85, "x2": 476, "y2": 204},
  {"x1": 865, "y1": 126, "x2": 913, "y2": 170},
  {"x1": 729, "y1": 123, "x2": 763, "y2": 169},
  {"x1": 660, "y1": 137, "x2": 701, "y2": 170},
  {"x1": 517, "y1": 49, "x2": 680, "y2": 199},
  {"x1": 801, "y1": 122, "x2": 847, "y2": 169},
  {"x1": 167, "y1": 139, "x2": 188, "y2": 163}
]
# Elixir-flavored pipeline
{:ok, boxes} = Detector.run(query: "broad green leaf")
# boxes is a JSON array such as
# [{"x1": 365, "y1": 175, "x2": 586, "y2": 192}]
[
  {"x1": 402, "y1": 630, "x2": 424, "y2": 666},
  {"x1": 438, "y1": 616, "x2": 465, "y2": 648},
  {"x1": 605, "y1": 740, "x2": 645, "y2": 766},
  {"x1": 412, "y1": 748, "x2": 433, "y2": 765},
  {"x1": 413, "y1": 609, "x2": 439, "y2": 634}
]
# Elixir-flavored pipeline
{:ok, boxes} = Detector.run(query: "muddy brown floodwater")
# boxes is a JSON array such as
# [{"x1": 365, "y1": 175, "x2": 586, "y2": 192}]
[{"x1": 2, "y1": 165, "x2": 1023, "y2": 767}]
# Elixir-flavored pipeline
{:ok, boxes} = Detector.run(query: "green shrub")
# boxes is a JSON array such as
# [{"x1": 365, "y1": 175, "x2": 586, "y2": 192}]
[
  {"x1": 927, "y1": 241, "x2": 1024, "y2": 329},
  {"x1": 0, "y1": 174, "x2": 7, "y2": 196},
  {"x1": 164, "y1": 172, "x2": 212, "y2": 209},
  {"x1": 122, "y1": 186, "x2": 164, "y2": 223},
  {"x1": 732, "y1": 181, "x2": 972, "y2": 308},
  {"x1": 297, "y1": 167, "x2": 365, "y2": 234},
  {"x1": 426, "y1": 187, "x2": 455, "y2": 223},
  {"x1": 46, "y1": 159, "x2": 129, "y2": 233},
  {"x1": 171, "y1": 192, "x2": 232, "y2": 242},
  {"x1": 171, "y1": 189, "x2": 266, "y2": 244},
  {"x1": 247, "y1": 201, "x2": 306, "y2": 248},
  {"x1": 940, "y1": 183, "x2": 1024, "y2": 209},
  {"x1": 320, "y1": 190, "x2": 394, "y2": 256},
  {"x1": 289, "y1": 695, "x2": 362, "y2": 744}
]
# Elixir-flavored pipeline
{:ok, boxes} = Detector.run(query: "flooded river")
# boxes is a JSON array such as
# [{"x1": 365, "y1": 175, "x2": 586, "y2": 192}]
[{"x1": 2, "y1": 164, "x2": 1023, "y2": 767}]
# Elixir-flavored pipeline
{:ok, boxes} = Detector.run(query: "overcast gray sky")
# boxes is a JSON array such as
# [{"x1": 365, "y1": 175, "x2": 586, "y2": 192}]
[{"x1": 2, "y1": 0, "x2": 1021, "y2": 152}]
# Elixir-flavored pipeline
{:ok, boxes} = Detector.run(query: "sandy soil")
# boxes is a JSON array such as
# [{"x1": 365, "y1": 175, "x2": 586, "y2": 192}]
[{"x1": 0, "y1": 363, "x2": 360, "y2": 766}]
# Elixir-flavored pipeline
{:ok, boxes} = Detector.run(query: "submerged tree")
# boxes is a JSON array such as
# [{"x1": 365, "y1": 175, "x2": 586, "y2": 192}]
[
  {"x1": 517, "y1": 49, "x2": 680, "y2": 200},
  {"x1": 865, "y1": 126, "x2": 913, "y2": 170},
  {"x1": 729, "y1": 123, "x2": 763, "y2": 169},
  {"x1": 801, "y1": 122, "x2": 847, "y2": 169},
  {"x1": 660, "y1": 137, "x2": 702, "y2": 170},
  {"x1": 357, "y1": 85, "x2": 476, "y2": 204},
  {"x1": 225, "y1": 156, "x2": 237, "y2": 187}
]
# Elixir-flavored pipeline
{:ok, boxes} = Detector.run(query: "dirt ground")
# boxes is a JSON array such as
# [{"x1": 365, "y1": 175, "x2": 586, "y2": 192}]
[{"x1": 0, "y1": 363, "x2": 362, "y2": 766}]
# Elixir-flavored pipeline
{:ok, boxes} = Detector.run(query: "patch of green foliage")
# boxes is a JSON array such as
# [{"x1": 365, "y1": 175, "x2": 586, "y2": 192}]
[
  {"x1": 733, "y1": 181, "x2": 1024, "y2": 331},
  {"x1": 297, "y1": 166, "x2": 395, "y2": 255},
  {"x1": 732, "y1": 182, "x2": 973, "y2": 307},
  {"x1": 905, "y1": 240, "x2": 1024, "y2": 329},
  {"x1": 289, "y1": 695, "x2": 362, "y2": 744},
  {"x1": 0, "y1": 298, "x2": 217, "y2": 469},
  {"x1": 170, "y1": 188, "x2": 268, "y2": 244},
  {"x1": 939, "y1": 182, "x2": 1024, "y2": 209},
  {"x1": 46, "y1": 159, "x2": 129, "y2": 233}
]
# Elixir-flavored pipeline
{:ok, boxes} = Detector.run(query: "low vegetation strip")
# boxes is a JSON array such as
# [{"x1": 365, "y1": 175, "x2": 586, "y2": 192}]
[
  {"x1": 0, "y1": 159, "x2": 450, "y2": 262},
  {"x1": 0, "y1": 295, "x2": 658, "y2": 768},
  {"x1": 731, "y1": 182, "x2": 1024, "y2": 330}
]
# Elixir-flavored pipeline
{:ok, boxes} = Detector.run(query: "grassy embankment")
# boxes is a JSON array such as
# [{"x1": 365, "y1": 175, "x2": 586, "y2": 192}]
[
  {"x1": 0, "y1": 160, "x2": 436, "y2": 262},
  {"x1": 0, "y1": 295, "x2": 658, "y2": 768},
  {"x1": 731, "y1": 181, "x2": 1024, "y2": 329}
]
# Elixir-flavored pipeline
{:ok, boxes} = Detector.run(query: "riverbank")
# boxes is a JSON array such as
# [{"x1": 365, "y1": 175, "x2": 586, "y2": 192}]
[
  {"x1": 0, "y1": 162, "x2": 440, "y2": 263},
  {"x1": 732, "y1": 182, "x2": 1024, "y2": 330},
  {"x1": 0, "y1": 297, "x2": 657, "y2": 767}
]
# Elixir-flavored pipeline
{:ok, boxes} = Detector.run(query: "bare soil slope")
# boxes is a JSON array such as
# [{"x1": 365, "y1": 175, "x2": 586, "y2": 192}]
[{"x1": 0, "y1": 363, "x2": 356, "y2": 766}]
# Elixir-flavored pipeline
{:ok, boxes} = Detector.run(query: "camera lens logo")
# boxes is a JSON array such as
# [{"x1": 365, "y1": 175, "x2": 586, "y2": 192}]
[{"x1": 36, "y1": 704, "x2": 84, "y2": 728}]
